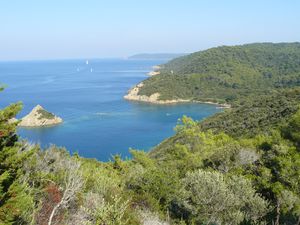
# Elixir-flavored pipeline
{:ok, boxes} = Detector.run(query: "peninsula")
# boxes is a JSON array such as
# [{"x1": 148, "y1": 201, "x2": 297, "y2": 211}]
[{"x1": 124, "y1": 43, "x2": 300, "y2": 106}]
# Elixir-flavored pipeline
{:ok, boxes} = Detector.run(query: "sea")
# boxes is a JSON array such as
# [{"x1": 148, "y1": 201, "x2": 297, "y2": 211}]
[{"x1": 0, "y1": 59, "x2": 221, "y2": 161}]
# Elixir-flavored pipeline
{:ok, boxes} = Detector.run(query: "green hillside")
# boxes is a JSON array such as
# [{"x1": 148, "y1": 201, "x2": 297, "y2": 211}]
[
  {"x1": 2, "y1": 43, "x2": 300, "y2": 225},
  {"x1": 2, "y1": 88, "x2": 300, "y2": 225},
  {"x1": 138, "y1": 43, "x2": 300, "y2": 103},
  {"x1": 150, "y1": 88, "x2": 300, "y2": 159}
]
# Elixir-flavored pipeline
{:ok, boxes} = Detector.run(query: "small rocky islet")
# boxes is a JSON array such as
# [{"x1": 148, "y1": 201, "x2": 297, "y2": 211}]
[{"x1": 18, "y1": 105, "x2": 63, "y2": 127}]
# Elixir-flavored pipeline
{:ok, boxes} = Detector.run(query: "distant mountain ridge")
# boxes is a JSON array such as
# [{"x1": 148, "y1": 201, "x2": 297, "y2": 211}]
[{"x1": 128, "y1": 53, "x2": 188, "y2": 60}]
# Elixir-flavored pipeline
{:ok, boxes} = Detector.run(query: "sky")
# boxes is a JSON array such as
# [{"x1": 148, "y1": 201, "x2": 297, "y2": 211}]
[{"x1": 0, "y1": 0, "x2": 299, "y2": 60}]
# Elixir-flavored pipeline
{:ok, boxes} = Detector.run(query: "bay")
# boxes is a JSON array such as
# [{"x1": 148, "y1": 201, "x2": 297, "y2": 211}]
[{"x1": 0, "y1": 59, "x2": 221, "y2": 160}]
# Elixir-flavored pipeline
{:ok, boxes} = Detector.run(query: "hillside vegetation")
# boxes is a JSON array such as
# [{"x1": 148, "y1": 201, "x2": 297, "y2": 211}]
[
  {"x1": 138, "y1": 43, "x2": 300, "y2": 103},
  {"x1": 200, "y1": 88, "x2": 300, "y2": 137},
  {"x1": 1, "y1": 43, "x2": 300, "y2": 225},
  {"x1": 1, "y1": 89, "x2": 300, "y2": 225},
  {"x1": 150, "y1": 88, "x2": 300, "y2": 158}
]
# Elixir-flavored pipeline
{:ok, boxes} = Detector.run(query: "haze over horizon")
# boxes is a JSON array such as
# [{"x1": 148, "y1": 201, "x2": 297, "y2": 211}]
[{"x1": 1, "y1": 0, "x2": 299, "y2": 61}]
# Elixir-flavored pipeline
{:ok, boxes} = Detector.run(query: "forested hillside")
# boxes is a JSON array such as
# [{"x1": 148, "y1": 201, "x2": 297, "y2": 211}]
[
  {"x1": 150, "y1": 88, "x2": 300, "y2": 157},
  {"x1": 1, "y1": 43, "x2": 300, "y2": 225},
  {"x1": 1, "y1": 88, "x2": 300, "y2": 224},
  {"x1": 138, "y1": 43, "x2": 300, "y2": 103}
]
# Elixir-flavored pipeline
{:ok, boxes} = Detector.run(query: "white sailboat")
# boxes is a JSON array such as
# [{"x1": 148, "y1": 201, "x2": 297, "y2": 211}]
[{"x1": 86, "y1": 60, "x2": 89, "y2": 65}]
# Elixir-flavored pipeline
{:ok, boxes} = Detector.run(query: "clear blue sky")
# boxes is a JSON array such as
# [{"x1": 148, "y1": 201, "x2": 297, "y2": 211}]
[{"x1": 0, "y1": 0, "x2": 299, "y2": 60}]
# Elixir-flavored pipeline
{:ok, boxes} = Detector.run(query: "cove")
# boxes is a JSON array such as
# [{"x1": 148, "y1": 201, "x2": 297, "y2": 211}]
[{"x1": 0, "y1": 59, "x2": 221, "y2": 160}]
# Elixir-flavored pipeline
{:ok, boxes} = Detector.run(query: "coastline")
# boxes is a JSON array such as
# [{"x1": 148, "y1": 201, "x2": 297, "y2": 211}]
[{"x1": 124, "y1": 83, "x2": 231, "y2": 108}]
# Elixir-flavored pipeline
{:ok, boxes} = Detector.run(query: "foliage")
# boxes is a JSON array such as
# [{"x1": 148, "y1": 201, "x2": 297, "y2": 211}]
[
  {"x1": 138, "y1": 43, "x2": 300, "y2": 103},
  {"x1": 200, "y1": 88, "x2": 300, "y2": 137},
  {"x1": 37, "y1": 109, "x2": 55, "y2": 120},
  {"x1": 180, "y1": 170, "x2": 269, "y2": 225},
  {"x1": 2, "y1": 43, "x2": 300, "y2": 225},
  {"x1": 150, "y1": 108, "x2": 300, "y2": 224},
  {"x1": 151, "y1": 89, "x2": 300, "y2": 161},
  {"x1": 0, "y1": 98, "x2": 37, "y2": 225},
  {"x1": 282, "y1": 109, "x2": 300, "y2": 146}
]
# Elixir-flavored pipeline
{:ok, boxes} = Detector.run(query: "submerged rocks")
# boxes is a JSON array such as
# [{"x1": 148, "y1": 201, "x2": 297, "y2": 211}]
[{"x1": 18, "y1": 105, "x2": 63, "y2": 127}]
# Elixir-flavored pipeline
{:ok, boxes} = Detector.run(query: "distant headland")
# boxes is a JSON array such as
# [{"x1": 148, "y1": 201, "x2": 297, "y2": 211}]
[
  {"x1": 128, "y1": 53, "x2": 188, "y2": 60},
  {"x1": 124, "y1": 43, "x2": 300, "y2": 108}
]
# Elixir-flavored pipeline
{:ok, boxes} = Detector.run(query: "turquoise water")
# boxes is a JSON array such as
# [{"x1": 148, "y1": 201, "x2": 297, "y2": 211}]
[{"x1": 0, "y1": 59, "x2": 221, "y2": 161}]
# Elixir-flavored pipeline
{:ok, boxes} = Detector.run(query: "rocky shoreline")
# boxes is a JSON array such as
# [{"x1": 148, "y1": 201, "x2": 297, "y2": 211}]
[{"x1": 124, "y1": 83, "x2": 231, "y2": 108}]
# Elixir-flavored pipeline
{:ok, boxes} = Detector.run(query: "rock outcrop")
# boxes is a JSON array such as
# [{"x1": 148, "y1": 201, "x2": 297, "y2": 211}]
[
  {"x1": 147, "y1": 71, "x2": 160, "y2": 76},
  {"x1": 124, "y1": 83, "x2": 189, "y2": 104},
  {"x1": 19, "y1": 105, "x2": 63, "y2": 127},
  {"x1": 147, "y1": 65, "x2": 161, "y2": 76},
  {"x1": 124, "y1": 83, "x2": 231, "y2": 107}
]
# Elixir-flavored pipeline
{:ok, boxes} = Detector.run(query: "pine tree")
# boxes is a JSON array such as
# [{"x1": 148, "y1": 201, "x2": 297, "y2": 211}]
[{"x1": 0, "y1": 91, "x2": 35, "y2": 224}]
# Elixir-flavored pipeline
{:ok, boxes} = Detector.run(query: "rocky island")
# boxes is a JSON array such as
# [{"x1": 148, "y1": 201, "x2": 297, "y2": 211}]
[{"x1": 18, "y1": 105, "x2": 63, "y2": 127}]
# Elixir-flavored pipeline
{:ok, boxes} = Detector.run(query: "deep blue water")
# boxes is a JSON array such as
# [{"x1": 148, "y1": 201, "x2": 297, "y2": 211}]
[{"x1": 0, "y1": 59, "x2": 221, "y2": 161}]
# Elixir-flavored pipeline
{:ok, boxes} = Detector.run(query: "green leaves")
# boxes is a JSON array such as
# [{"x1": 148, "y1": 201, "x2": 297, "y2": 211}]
[
  {"x1": 282, "y1": 108, "x2": 300, "y2": 146},
  {"x1": 180, "y1": 170, "x2": 269, "y2": 225},
  {"x1": 0, "y1": 91, "x2": 36, "y2": 224},
  {"x1": 1, "y1": 73, "x2": 300, "y2": 224},
  {"x1": 151, "y1": 107, "x2": 300, "y2": 224},
  {"x1": 139, "y1": 43, "x2": 300, "y2": 104},
  {"x1": 0, "y1": 102, "x2": 22, "y2": 149},
  {"x1": 174, "y1": 115, "x2": 198, "y2": 134}
]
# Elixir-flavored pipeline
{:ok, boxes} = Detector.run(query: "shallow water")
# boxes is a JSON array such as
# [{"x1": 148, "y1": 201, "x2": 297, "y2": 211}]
[{"x1": 0, "y1": 59, "x2": 221, "y2": 161}]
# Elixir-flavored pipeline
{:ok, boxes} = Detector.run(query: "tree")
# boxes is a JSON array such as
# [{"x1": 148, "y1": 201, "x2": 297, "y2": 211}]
[
  {"x1": 252, "y1": 139, "x2": 300, "y2": 225},
  {"x1": 33, "y1": 147, "x2": 84, "y2": 225},
  {"x1": 282, "y1": 109, "x2": 300, "y2": 146},
  {"x1": 180, "y1": 170, "x2": 269, "y2": 225},
  {"x1": 48, "y1": 158, "x2": 84, "y2": 225},
  {"x1": 24, "y1": 146, "x2": 84, "y2": 225},
  {"x1": 0, "y1": 97, "x2": 36, "y2": 224},
  {"x1": 0, "y1": 102, "x2": 22, "y2": 148}
]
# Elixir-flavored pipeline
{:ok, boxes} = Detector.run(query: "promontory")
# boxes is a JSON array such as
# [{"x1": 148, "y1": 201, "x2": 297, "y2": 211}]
[{"x1": 124, "y1": 42, "x2": 300, "y2": 107}]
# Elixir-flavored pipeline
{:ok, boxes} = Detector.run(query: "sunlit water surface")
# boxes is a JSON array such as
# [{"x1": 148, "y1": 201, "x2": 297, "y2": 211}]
[{"x1": 0, "y1": 59, "x2": 221, "y2": 160}]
